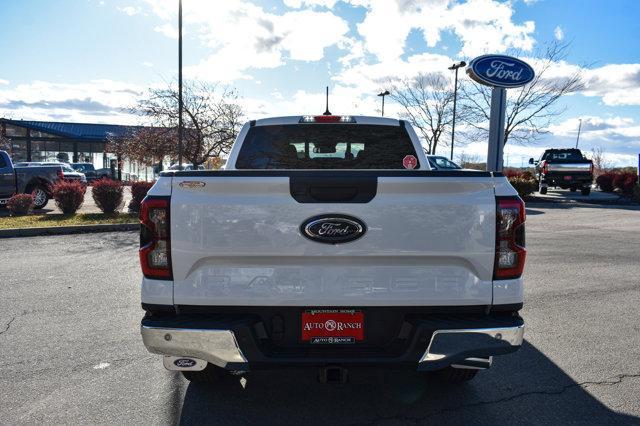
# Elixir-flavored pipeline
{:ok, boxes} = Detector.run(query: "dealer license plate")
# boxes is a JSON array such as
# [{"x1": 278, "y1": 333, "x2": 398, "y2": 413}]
[{"x1": 301, "y1": 309, "x2": 364, "y2": 344}]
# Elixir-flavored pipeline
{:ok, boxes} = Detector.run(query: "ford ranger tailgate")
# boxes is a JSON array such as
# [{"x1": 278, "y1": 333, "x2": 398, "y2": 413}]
[{"x1": 169, "y1": 172, "x2": 496, "y2": 306}]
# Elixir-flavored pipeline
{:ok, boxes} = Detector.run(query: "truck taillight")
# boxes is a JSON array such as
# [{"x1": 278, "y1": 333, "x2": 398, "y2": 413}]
[
  {"x1": 139, "y1": 196, "x2": 172, "y2": 280},
  {"x1": 494, "y1": 197, "x2": 526, "y2": 280},
  {"x1": 541, "y1": 161, "x2": 548, "y2": 174}
]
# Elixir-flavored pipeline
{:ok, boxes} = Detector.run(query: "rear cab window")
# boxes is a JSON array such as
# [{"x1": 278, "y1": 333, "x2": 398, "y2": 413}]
[
  {"x1": 235, "y1": 124, "x2": 421, "y2": 169},
  {"x1": 542, "y1": 150, "x2": 584, "y2": 161}
]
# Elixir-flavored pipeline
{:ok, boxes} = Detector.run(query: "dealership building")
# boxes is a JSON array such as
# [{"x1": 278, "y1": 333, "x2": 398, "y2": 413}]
[{"x1": 0, "y1": 118, "x2": 155, "y2": 180}]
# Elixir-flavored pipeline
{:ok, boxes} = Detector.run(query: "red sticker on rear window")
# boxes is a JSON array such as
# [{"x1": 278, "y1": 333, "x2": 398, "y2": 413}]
[{"x1": 403, "y1": 155, "x2": 417, "y2": 169}]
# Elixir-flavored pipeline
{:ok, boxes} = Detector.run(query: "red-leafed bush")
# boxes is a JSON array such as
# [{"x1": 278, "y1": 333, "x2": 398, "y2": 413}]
[
  {"x1": 92, "y1": 178, "x2": 124, "y2": 214},
  {"x1": 613, "y1": 172, "x2": 638, "y2": 196},
  {"x1": 596, "y1": 173, "x2": 615, "y2": 192},
  {"x1": 52, "y1": 180, "x2": 85, "y2": 215},
  {"x1": 128, "y1": 181, "x2": 155, "y2": 213},
  {"x1": 6, "y1": 193, "x2": 34, "y2": 216}
]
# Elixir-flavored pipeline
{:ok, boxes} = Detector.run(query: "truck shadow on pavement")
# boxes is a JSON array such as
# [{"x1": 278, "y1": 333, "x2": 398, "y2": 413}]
[{"x1": 174, "y1": 341, "x2": 639, "y2": 424}]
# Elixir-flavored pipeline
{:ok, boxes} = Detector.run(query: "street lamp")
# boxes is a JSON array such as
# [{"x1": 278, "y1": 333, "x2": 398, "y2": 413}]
[
  {"x1": 448, "y1": 60, "x2": 466, "y2": 161},
  {"x1": 575, "y1": 118, "x2": 582, "y2": 149},
  {"x1": 377, "y1": 90, "x2": 390, "y2": 117},
  {"x1": 177, "y1": 0, "x2": 183, "y2": 169}
]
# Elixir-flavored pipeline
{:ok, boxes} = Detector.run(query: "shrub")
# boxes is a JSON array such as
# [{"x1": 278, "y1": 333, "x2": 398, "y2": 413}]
[
  {"x1": 128, "y1": 181, "x2": 155, "y2": 213},
  {"x1": 615, "y1": 172, "x2": 638, "y2": 196},
  {"x1": 92, "y1": 178, "x2": 124, "y2": 214},
  {"x1": 596, "y1": 173, "x2": 615, "y2": 192},
  {"x1": 51, "y1": 180, "x2": 86, "y2": 214},
  {"x1": 508, "y1": 176, "x2": 537, "y2": 199},
  {"x1": 520, "y1": 170, "x2": 535, "y2": 180},
  {"x1": 6, "y1": 193, "x2": 34, "y2": 216}
]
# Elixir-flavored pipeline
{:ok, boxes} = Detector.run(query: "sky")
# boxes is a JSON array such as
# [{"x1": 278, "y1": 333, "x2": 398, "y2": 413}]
[{"x1": 1, "y1": 0, "x2": 639, "y2": 166}]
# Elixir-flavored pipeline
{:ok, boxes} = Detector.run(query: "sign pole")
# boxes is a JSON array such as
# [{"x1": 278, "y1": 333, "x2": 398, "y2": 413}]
[
  {"x1": 486, "y1": 87, "x2": 507, "y2": 172},
  {"x1": 466, "y1": 54, "x2": 535, "y2": 173}
]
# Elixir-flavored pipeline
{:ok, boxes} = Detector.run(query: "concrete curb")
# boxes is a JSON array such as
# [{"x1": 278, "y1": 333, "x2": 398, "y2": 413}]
[{"x1": 0, "y1": 223, "x2": 138, "y2": 239}]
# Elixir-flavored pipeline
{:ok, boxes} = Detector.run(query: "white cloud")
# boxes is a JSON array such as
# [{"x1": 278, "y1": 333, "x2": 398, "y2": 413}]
[
  {"x1": 554, "y1": 25, "x2": 564, "y2": 41},
  {"x1": 143, "y1": 0, "x2": 349, "y2": 82},
  {"x1": 0, "y1": 79, "x2": 9, "y2": 85},
  {"x1": 154, "y1": 23, "x2": 178, "y2": 39},
  {"x1": 0, "y1": 80, "x2": 144, "y2": 124},
  {"x1": 283, "y1": 0, "x2": 338, "y2": 8},
  {"x1": 141, "y1": 62, "x2": 154, "y2": 68},
  {"x1": 582, "y1": 64, "x2": 640, "y2": 106},
  {"x1": 349, "y1": 0, "x2": 535, "y2": 61},
  {"x1": 118, "y1": 6, "x2": 142, "y2": 16}
]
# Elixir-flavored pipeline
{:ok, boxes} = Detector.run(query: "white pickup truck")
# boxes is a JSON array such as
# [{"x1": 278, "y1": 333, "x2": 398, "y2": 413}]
[{"x1": 139, "y1": 115, "x2": 525, "y2": 384}]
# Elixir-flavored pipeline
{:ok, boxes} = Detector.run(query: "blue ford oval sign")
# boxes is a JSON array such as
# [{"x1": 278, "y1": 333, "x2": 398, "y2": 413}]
[{"x1": 467, "y1": 55, "x2": 535, "y2": 88}]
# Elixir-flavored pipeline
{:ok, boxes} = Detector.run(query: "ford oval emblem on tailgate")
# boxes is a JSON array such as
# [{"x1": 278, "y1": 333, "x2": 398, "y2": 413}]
[{"x1": 301, "y1": 214, "x2": 366, "y2": 244}]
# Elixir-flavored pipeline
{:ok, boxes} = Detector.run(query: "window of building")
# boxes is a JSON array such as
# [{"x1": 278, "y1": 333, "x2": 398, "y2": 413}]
[{"x1": 4, "y1": 124, "x2": 27, "y2": 137}]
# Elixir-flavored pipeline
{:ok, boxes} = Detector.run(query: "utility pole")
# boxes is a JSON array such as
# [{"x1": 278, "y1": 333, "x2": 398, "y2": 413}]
[
  {"x1": 177, "y1": 0, "x2": 183, "y2": 169},
  {"x1": 377, "y1": 90, "x2": 390, "y2": 117},
  {"x1": 575, "y1": 118, "x2": 582, "y2": 149},
  {"x1": 448, "y1": 61, "x2": 466, "y2": 160}
]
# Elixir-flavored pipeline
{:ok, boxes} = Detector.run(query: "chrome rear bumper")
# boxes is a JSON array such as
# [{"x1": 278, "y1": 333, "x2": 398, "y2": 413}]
[
  {"x1": 419, "y1": 325, "x2": 524, "y2": 369},
  {"x1": 141, "y1": 326, "x2": 248, "y2": 370},
  {"x1": 141, "y1": 323, "x2": 524, "y2": 371}
]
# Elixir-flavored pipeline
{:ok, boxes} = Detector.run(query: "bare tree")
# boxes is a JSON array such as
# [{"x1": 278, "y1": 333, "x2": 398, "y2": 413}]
[
  {"x1": 589, "y1": 146, "x2": 611, "y2": 176},
  {"x1": 390, "y1": 73, "x2": 457, "y2": 154},
  {"x1": 461, "y1": 41, "x2": 584, "y2": 146},
  {"x1": 0, "y1": 134, "x2": 10, "y2": 152},
  {"x1": 108, "y1": 127, "x2": 176, "y2": 167},
  {"x1": 125, "y1": 81, "x2": 243, "y2": 166},
  {"x1": 456, "y1": 151, "x2": 484, "y2": 169}
]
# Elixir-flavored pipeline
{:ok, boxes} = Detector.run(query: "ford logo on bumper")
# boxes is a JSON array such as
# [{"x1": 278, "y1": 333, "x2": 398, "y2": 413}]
[{"x1": 301, "y1": 214, "x2": 366, "y2": 244}]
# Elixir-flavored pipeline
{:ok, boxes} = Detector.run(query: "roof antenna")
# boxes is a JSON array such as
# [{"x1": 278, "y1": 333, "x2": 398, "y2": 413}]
[{"x1": 323, "y1": 86, "x2": 331, "y2": 115}]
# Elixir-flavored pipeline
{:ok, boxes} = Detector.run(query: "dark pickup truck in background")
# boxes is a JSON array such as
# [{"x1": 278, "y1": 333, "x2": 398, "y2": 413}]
[
  {"x1": 0, "y1": 150, "x2": 63, "y2": 209},
  {"x1": 529, "y1": 148, "x2": 594, "y2": 196}
]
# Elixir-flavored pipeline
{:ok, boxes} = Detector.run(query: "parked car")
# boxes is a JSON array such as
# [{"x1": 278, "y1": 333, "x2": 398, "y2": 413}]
[
  {"x1": 139, "y1": 115, "x2": 526, "y2": 385},
  {"x1": 71, "y1": 163, "x2": 98, "y2": 181},
  {"x1": 427, "y1": 155, "x2": 462, "y2": 170},
  {"x1": 529, "y1": 148, "x2": 593, "y2": 195},
  {"x1": 40, "y1": 162, "x2": 87, "y2": 185},
  {"x1": 0, "y1": 151, "x2": 64, "y2": 209},
  {"x1": 168, "y1": 163, "x2": 205, "y2": 171}
]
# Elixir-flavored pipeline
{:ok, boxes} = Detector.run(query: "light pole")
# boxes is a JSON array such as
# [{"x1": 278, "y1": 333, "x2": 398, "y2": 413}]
[
  {"x1": 575, "y1": 118, "x2": 582, "y2": 149},
  {"x1": 377, "y1": 90, "x2": 390, "y2": 117},
  {"x1": 177, "y1": 0, "x2": 183, "y2": 169},
  {"x1": 448, "y1": 61, "x2": 466, "y2": 160}
]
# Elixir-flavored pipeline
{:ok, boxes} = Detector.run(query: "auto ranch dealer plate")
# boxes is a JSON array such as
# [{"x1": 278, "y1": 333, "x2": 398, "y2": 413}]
[{"x1": 301, "y1": 309, "x2": 364, "y2": 344}]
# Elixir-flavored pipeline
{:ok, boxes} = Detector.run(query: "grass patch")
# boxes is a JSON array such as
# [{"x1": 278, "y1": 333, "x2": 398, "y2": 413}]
[{"x1": 0, "y1": 213, "x2": 137, "y2": 229}]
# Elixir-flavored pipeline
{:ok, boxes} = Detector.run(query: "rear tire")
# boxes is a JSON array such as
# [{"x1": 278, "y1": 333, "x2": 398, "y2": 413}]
[
  {"x1": 181, "y1": 363, "x2": 228, "y2": 384},
  {"x1": 581, "y1": 187, "x2": 591, "y2": 196},
  {"x1": 539, "y1": 185, "x2": 548, "y2": 195},
  {"x1": 570, "y1": 185, "x2": 577, "y2": 192},
  {"x1": 429, "y1": 367, "x2": 478, "y2": 384},
  {"x1": 30, "y1": 186, "x2": 49, "y2": 209}
]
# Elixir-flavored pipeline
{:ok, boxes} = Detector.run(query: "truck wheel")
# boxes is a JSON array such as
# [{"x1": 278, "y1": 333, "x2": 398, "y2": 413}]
[
  {"x1": 570, "y1": 185, "x2": 577, "y2": 192},
  {"x1": 181, "y1": 363, "x2": 228, "y2": 383},
  {"x1": 430, "y1": 367, "x2": 478, "y2": 384},
  {"x1": 30, "y1": 186, "x2": 49, "y2": 209},
  {"x1": 539, "y1": 186, "x2": 547, "y2": 195},
  {"x1": 581, "y1": 187, "x2": 591, "y2": 196}
]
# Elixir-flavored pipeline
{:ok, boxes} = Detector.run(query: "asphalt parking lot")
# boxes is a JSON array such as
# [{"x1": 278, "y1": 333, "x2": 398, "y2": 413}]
[{"x1": 1, "y1": 198, "x2": 639, "y2": 424}]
